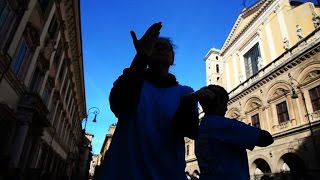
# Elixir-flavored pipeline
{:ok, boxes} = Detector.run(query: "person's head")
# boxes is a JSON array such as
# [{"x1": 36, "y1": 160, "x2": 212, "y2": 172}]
[
  {"x1": 148, "y1": 37, "x2": 175, "y2": 75},
  {"x1": 199, "y1": 85, "x2": 229, "y2": 116}
]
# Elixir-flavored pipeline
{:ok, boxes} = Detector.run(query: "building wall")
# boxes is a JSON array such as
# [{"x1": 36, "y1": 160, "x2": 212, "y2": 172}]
[
  {"x1": 186, "y1": 0, "x2": 320, "y2": 178},
  {"x1": 0, "y1": 0, "x2": 86, "y2": 179}
]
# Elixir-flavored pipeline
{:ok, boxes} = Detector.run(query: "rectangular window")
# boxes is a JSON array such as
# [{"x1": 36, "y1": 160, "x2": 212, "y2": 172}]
[
  {"x1": 309, "y1": 85, "x2": 320, "y2": 111},
  {"x1": 251, "y1": 114, "x2": 260, "y2": 128},
  {"x1": 53, "y1": 40, "x2": 63, "y2": 67},
  {"x1": 58, "y1": 62, "x2": 66, "y2": 81},
  {"x1": 12, "y1": 38, "x2": 29, "y2": 75},
  {"x1": 243, "y1": 43, "x2": 261, "y2": 78},
  {"x1": 48, "y1": 15, "x2": 58, "y2": 39},
  {"x1": 276, "y1": 101, "x2": 290, "y2": 123},
  {"x1": 39, "y1": 0, "x2": 50, "y2": 13},
  {"x1": 29, "y1": 68, "x2": 44, "y2": 93},
  {"x1": 0, "y1": 0, "x2": 10, "y2": 32},
  {"x1": 53, "y1": 109, "x2": 61, "y2": 128},
  {"x1": 186, "y1": 145, "x2": 189, "y2": 156},
  {"x1": 42, "y1": 85, "x2": 51, "y2": 106},
  {"x1": 48, "y1": 102, "x2": 56, "y2": 123}
]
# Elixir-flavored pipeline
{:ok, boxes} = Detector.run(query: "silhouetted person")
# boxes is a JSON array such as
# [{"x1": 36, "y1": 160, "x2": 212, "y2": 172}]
[
  {"x1": 95, "y1": 22, "x2": 200, "y2": 180},
  {"x1": 195, "y1": 85, "x2": 274, "y2": 180}
]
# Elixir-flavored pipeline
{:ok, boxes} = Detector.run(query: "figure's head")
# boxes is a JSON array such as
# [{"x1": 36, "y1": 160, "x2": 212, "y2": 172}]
[
  {"x1": 199, "y1": 85, "x2": 229, "y2": 116},
  {"x1": 148, "y1": 37, "x2": 175, "y2": 75}
]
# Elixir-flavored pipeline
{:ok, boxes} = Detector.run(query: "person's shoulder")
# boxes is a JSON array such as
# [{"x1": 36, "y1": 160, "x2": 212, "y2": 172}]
[
  {"x1": 178, "y1": 85, "x2": 194, "y2": 94},
  {"x1": 204, "y1": 115, "x2": 229, "y2": 121}
]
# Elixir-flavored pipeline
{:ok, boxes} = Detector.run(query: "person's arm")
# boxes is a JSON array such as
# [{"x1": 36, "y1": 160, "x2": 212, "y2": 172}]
[
  {"x1": 109, "y1": 22, "x2": 162, "y2": 121},
  {"x1": 256, "y1": 130, "x2": 274, "y2": 147},
  {"x1": 206, "y1": 118, "x2": 261, "y2": 150},
  {"x1": 109, "y1": 66, "x2": 145, "y2": 121},
  {"x1": 219, "y1": 120, "x2": 273, "y2": 150},
  {"x1": 173, "y1": 92, "x2": 199, "y2": 140}
]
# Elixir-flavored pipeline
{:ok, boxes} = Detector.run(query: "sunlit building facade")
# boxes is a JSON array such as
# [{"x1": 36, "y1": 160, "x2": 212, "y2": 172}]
[
  {"x1": 0, "y1": 0, "x2": 87, "y2": 179},
  {"x1": 186, "y1": 0, "x2": 320, "y2": 179}
]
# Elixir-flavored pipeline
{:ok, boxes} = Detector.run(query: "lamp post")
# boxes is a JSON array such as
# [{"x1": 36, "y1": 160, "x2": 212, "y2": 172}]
[
  {"x1": 288, "y1": 74, "x2": 319, "y2": 161},
  {"x1": 84, "y1": 107, "x2": 100, "y2": 132}
]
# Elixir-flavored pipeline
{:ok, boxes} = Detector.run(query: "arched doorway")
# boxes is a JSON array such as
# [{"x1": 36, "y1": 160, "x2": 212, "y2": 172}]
[
  {"x1": 252, "y1": 158, "x2": 271, "y2": 179},
  {"x1": 192, "y1": 170, "x2": 200, "y2": 179},
  {"x1": 278, "y1": 153, "x2": 308, "y2": 179}
]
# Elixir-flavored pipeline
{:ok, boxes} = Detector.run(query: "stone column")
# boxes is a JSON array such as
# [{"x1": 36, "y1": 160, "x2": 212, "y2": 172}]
[
  {"x1": 27, "y1": 127, "x2": 44, "y2": 168},
  {"x1": 9, "y1": 110, "x2": 33, "y2": 168}
]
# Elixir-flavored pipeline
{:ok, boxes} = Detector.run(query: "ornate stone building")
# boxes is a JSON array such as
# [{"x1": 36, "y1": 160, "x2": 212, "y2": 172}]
[
  {"x1": 0, "y1": 0, "x2": 87, "y2": 179},
  {"x1": 186, "y1": 0, "x2": 320, "y2": 179}
]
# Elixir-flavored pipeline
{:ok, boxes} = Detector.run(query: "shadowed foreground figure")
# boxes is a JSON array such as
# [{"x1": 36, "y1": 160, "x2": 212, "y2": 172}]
[
  {"x1": 95, "y1": 22, "x2": 201, "y2": 180},
  {"x1": 195, "y1": 85, "x2": 274, "y2": 180}
]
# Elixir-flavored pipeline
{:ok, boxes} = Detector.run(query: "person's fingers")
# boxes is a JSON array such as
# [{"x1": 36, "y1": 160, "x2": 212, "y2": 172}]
[
  {"x1": 145, "y1": 22, "x2": 162, "y2": 37},
  {"x1": 130, "y1": 31, "x2": 139, "y2": 50}
]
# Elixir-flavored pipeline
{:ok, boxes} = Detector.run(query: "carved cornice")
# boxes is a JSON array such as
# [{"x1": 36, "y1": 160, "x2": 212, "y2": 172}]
[
  {"x1": 229, "y1": 37, "x2": 320, "y2": 104},
  {"x1": 55, "y1": 0, "x2": 86, "y2": 119}
]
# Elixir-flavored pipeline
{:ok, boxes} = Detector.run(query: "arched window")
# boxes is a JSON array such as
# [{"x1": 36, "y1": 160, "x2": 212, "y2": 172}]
[{"x1": 216, "y1": 64, "x2": 220, "y2": 73}]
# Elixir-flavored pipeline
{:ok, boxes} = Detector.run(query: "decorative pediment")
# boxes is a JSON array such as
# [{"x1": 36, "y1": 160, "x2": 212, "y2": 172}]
[
  {"x1": 227, "y1": 108, "x2": 241, "y2": 119},
  {"x1": 221, "y1": 0, "x2": 273, "y2": 54},
  {"x1": 268, "y1": 88, "x2": 287, "y2": 103},
  {"x1": 301, "y1": 70, "x2": 320, "y2": 86},
  {"x1": 245, "y1": 101, "x2": 262, "y2": 114},
  {"x1": 230, "y1": 111, "x2": 241, "y2": 119}
]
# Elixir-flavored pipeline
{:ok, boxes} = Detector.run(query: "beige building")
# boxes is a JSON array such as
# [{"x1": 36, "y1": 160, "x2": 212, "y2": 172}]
[
  {"x1": 93, "y1": 123, "x2": 117, "y2": 177},
  {"x1": 186, "y1": 0, "x2": 320, "y2": 179},
  {"x1": 0, "y1": 0, "x2": 87, "y2": 179}
]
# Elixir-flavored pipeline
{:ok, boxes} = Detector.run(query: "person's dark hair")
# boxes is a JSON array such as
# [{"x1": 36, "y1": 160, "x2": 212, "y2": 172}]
[
  {"x1": 199, "y1": 85, "x2": 229, "y2": 114},
  {"x1": 156, "y1": 37, "x2": 176, "y2": 64}
]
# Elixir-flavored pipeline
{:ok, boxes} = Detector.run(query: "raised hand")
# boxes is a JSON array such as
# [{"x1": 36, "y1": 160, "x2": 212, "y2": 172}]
[{"x1": 130, "y1": 22, "x2": 162, "y2": 56}]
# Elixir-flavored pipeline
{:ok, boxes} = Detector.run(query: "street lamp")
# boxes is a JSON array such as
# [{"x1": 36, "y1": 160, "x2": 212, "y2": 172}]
[
  {"x1": 84, "y1": 107, "x2": 100, "y2": 132},
  {"x1": 287, "y1": 73, "x2": 319, "y2": 160}
]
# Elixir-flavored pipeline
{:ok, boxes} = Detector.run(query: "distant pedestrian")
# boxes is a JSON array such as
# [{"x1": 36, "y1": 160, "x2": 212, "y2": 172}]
[
  {"x1": 194, "y1": 85, "x2": 274, "y2": 180},
  {"x1": 95, "y1": 22, "x2": 201, "y2": 180}
]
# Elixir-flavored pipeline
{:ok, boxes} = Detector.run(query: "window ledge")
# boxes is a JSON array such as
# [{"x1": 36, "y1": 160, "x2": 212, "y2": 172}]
[{"x1": 272, "y1": 119, "x2": 297, "y2": 131}]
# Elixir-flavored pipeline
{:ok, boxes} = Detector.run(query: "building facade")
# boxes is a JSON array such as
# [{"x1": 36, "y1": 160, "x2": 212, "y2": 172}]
[
  {"x1": 0, "y1": 0, "x2": 87, "y2": 179},
  {"x1": 186, "y1": 0, "x2": 320, "y2": 179},
  {"x1": 93, "y1": 123, "x2": 116, "y2": 178}
]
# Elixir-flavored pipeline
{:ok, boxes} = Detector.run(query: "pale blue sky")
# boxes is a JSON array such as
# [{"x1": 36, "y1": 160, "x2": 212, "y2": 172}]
[{"x1": 80, "y1": 0, "x2": 259, "y2": 154}]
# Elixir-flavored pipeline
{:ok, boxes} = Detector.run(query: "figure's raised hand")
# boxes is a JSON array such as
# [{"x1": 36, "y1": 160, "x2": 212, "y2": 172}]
[{"x1": 130, "y1": 22, "x2": 162, "y2": 56}]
